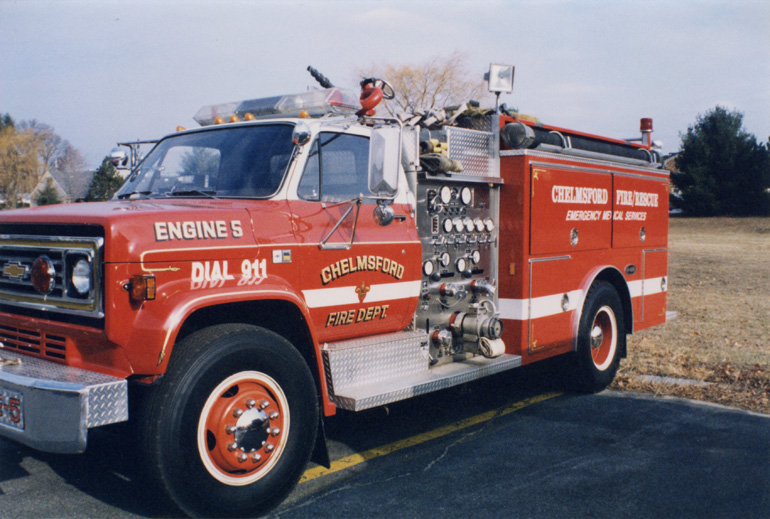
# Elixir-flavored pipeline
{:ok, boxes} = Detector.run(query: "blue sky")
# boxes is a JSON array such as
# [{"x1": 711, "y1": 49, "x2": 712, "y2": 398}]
[{"x1": 1, "y1": 0, "x2": 768, "y2": 168}]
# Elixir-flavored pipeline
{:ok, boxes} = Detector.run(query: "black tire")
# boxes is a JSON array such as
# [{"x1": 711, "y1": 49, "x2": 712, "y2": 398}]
[
  {"x1": 138, "y1": 324, "x2": 318, "y2": 518},
  {"x1": 568, "y1": 281, "x2": 625, "y2": 393}
]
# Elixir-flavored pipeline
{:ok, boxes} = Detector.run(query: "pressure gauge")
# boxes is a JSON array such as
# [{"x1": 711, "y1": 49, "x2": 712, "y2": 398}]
[
  {"x1": 474, "y1": 218, "x2": 485, "y2": 232},
  {"x1": 463, "y1": 217, "x2": 474, "y2": 233},
  {"x1": 471, "y1": 250, "x2": 481, "y2": 264},
  {"x1": 484, "y1": 218, "x2": 495, "y2": 232},
  {"x1": 443, "y1": 218, "x2": 454, "y2": 233},
  {"x1": 452, "y1": 218, "x2": 464, "y2": 233},
  {"x1": 439, "y1": 252, "x2": 451, "y2": 267},
  {"x1": 422, "y1": 260, "x2": 435, "y2": 277},
  {"x1": 439, "y1": 185, "x2": 452, "y2": 204},
  {"x1": 460, "y1": 186, "x2": 472, "y2": 205},
  {"x1": 456, "y1": 257, "x2": 468, "y2": 273}
]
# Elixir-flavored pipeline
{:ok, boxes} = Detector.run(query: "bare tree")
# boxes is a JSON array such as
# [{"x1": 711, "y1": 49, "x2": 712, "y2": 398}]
[
  {"x1": 357, "y1": 51, "x2": 493, "y2": 117},
  {"x1": 18, "y1": 120, "x2": 86, "y2": 175}
]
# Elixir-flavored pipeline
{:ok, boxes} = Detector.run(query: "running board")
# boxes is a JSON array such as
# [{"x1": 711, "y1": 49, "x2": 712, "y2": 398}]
[{"x1": 321, "y1": 331, "x2": 522, "y2": 412}]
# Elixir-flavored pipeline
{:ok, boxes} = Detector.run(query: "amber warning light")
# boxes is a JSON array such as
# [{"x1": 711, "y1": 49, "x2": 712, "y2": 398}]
[{"x1": 126, "y1": 274, "x2": 156, "y2": 302}]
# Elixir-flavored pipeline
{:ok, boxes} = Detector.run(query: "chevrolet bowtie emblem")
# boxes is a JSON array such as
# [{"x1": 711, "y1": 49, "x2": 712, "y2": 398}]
[{"x1": 2, "y1": 262, "x2": 28, "y2": 280}]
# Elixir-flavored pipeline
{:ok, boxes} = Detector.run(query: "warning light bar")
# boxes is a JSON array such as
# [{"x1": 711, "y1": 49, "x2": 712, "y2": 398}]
[{"x1": 193, "y1": 88, "x2": 361, "y2": 126}]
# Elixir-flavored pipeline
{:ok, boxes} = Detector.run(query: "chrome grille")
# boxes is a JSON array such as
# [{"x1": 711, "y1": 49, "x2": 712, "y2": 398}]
[
  {"x1": 0, "y1": 247, "x2": 66, "y2": 298},
  {"x1": 0, "y1": 236, "x2": 103, "y2": 317}
]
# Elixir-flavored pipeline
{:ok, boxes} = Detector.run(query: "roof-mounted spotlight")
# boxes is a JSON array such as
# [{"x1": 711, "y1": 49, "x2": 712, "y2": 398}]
[
  {"x1": 485, "y1": 63, "x2": 515, "y2": 113},
  {"x1": 486, "y1": 63, "x2": 515, "y2": 94}
]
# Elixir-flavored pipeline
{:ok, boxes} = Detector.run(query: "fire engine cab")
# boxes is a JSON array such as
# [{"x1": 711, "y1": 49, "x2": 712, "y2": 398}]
[{"x1": 0, "y1": 65, "x2": 670, "y2": 517}]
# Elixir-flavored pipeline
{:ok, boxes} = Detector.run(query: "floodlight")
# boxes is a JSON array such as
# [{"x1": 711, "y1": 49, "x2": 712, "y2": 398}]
[{"x1": 487, "y1": 64, "x2": 515, "y2": 94}]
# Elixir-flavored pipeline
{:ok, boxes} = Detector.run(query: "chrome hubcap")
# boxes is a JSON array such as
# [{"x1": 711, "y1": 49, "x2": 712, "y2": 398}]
[{"x1": 590, "y1": 325, "x2": 604, "y2": 350}]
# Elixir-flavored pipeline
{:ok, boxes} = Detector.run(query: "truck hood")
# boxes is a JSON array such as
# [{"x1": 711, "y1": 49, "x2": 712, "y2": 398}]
[{"x1": 0, "y1": 200, "x2": 267, "y2": 263}]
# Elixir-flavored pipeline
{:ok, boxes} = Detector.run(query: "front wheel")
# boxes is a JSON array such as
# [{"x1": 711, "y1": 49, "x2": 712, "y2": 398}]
[
  {"x1": 139, "y1": 324, "x2": 318, "y2": 518},
  {"x1": 568, "y1": 281, "x2": 626, "y2": 393}
]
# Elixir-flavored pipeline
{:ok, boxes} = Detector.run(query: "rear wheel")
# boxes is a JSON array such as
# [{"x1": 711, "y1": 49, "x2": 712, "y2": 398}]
[
  {"x1": 569, "y1": 281, "x2": 625, "y2": 393},
  {"x1": 139, "y1": 324, "x2": 318, "y2": 518}
]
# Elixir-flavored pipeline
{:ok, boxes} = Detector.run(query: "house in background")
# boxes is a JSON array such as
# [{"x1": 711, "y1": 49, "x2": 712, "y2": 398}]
[{"x1": 28, "y1": 169, "x2": 95, "y2": 206}]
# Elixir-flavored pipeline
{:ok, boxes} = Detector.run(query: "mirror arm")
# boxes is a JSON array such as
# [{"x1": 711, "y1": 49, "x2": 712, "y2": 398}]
[{"x1": 319, "y1": 196, "x2": 362, "y2": 250}]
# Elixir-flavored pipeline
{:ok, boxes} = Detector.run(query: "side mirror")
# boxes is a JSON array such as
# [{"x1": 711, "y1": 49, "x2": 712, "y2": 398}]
[
  {"x1": 292, "y1": 121, "x2": 311, "y2": 146},
  {"x1": 368, "y1": 125, "x2": 400, "y2": 198}
]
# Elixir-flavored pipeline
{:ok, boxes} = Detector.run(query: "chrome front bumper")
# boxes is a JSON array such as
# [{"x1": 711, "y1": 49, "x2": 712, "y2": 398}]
[{"x1": 0, "y1": 349, "x2": 127, "y2": 453}]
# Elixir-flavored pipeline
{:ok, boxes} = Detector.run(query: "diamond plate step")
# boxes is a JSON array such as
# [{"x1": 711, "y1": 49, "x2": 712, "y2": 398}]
[
  {"x1": 322, "y1": 330, "x2": 430, "y2": 397},
  {"x1": 321, "y1": 331, "x2": 521, "y2": 412}
]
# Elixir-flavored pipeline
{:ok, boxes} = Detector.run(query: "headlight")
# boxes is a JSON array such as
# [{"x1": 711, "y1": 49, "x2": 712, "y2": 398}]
[{"x1": 71, "y1": 257, "x2": 92, "y2": 295}]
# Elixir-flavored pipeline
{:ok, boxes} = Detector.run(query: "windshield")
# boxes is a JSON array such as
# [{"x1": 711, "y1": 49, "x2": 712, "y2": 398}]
[{"x1": 115, "y1": 124, "x2": 295, "y2": 199}]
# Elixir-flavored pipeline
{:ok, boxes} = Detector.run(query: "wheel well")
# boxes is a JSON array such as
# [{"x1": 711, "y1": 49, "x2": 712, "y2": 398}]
[
  {"x1": 176, "y1": 300, "x2": 319, "y2": 384},
  {"x1": 592, "y1": 269, "x2": 634, "y2": 351}
]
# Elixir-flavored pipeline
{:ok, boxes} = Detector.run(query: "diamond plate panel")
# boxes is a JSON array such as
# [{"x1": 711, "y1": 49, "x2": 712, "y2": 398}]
[
  {"x1": 322, "y1": 330, "x2": 429, "y2": 395},
  {"x1": 86, "y1": 381, "x2": 128, "y2": 428},
  {"x1": 402, "y1": 126, "x2": 420, "y2": 172},
  {"x1": 447, "y1": 127, "x2": 496, "y2": 177},
  {"x1": 0, "y1": 349, "x2": 127, "y2": 428},
  {"x1": 332, "y1": 354, "x2": 522, "y2": 411}
]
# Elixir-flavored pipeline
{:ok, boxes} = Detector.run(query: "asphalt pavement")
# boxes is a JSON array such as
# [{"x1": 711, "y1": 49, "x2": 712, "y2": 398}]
[{"x1": 1, "y1": 368, "x2": 768, "y2": 519}]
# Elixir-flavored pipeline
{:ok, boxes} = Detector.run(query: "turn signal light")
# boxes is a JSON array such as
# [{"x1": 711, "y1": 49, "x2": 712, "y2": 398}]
[{"x1": 127, "y1": 274, "x2": 156, "y2": 302}]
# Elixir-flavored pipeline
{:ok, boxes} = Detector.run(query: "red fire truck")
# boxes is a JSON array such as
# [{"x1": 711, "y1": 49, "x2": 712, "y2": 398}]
[{"x1": 0, "y1": 66, "x2": 670, "y2": 517}]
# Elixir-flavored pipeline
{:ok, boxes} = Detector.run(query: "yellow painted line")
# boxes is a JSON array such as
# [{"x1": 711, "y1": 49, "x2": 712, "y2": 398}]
[{"x1": 300, "y1": 391, "x2": 562, "y2": 483}]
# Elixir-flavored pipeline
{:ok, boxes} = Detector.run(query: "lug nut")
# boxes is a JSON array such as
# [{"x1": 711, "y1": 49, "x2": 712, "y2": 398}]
[
  {"x1": 225, "y1": 425, "x2": 236, "y2": 434},
  {"x1": 269, "y1": 411, "x2": 279, "y2": 420},
  {"x1": 252, "y1": 453, "x2": 262, "y2": 463},
  {"x1": 233, "y1": 408, "x2": 243, "y2": 418},
  {"x1": 260, "y1": 400, "x2": 270, "y2": 409},
  {"x1": 227, "y1": 442, "x2": 238, "y2": 452},
  {"x1": 265, "y1": 444, "x2": 274, "y2": 453},
  {"x1": 237, "y1": 453, "x2": 248, "y2": 463},
  {"x1": 271, "y1": 427, "x2": 281, "y2": 436},
  {"x1": 246, "y1": 399, "x2": 256, "y2": 409}
]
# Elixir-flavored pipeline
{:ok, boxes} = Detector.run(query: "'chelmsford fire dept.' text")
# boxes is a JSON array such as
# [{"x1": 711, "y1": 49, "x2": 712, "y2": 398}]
[{"x1": 321, "y1": 256, "x2": 405, "y2": 285}]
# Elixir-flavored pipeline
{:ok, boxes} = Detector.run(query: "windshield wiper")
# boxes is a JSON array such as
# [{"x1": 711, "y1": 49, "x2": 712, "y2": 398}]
[
  {"x1": 116, "y1": 191, "x2": 154, "y2": 200},
  {"x1": 169, "y1": 190, "x2": 219, "y2": 199}
]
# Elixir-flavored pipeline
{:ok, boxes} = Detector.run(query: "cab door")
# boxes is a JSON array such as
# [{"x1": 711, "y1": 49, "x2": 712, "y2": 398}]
[{"x1": 288, "y1": 130, "x2": 420, "y2": 342}]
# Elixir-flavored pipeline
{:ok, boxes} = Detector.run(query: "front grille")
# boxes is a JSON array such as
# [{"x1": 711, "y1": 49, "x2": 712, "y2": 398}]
[
  {"x1": 0, "y1": 236, "x2": 103, "y2": 317},
  {"x1": 0, "y1": 248, "x2": 66, "y2": 298},
  {"x1": 0, "y1": 325, "x2": 67, "y2": 361}
]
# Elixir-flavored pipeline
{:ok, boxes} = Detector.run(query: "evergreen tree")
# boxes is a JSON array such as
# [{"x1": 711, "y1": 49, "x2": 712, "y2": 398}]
[
  {"x1": 35, "y1": 177, "x2": 62, "y2": 206},
  {"x1": 673, "y1": 106, "x2": 770, "y2": 216},
  {"x1": 0, "y1": 113, "x2": 14, "y2": 131},
  {"x1": 86, "y1": 157, "x2": 124, "y2": 201}
]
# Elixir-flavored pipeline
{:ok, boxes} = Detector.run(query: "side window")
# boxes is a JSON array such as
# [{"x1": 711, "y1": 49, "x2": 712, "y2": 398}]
[{"x1": 297, "y1": 133, "x2": 370, "y2": 202}]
